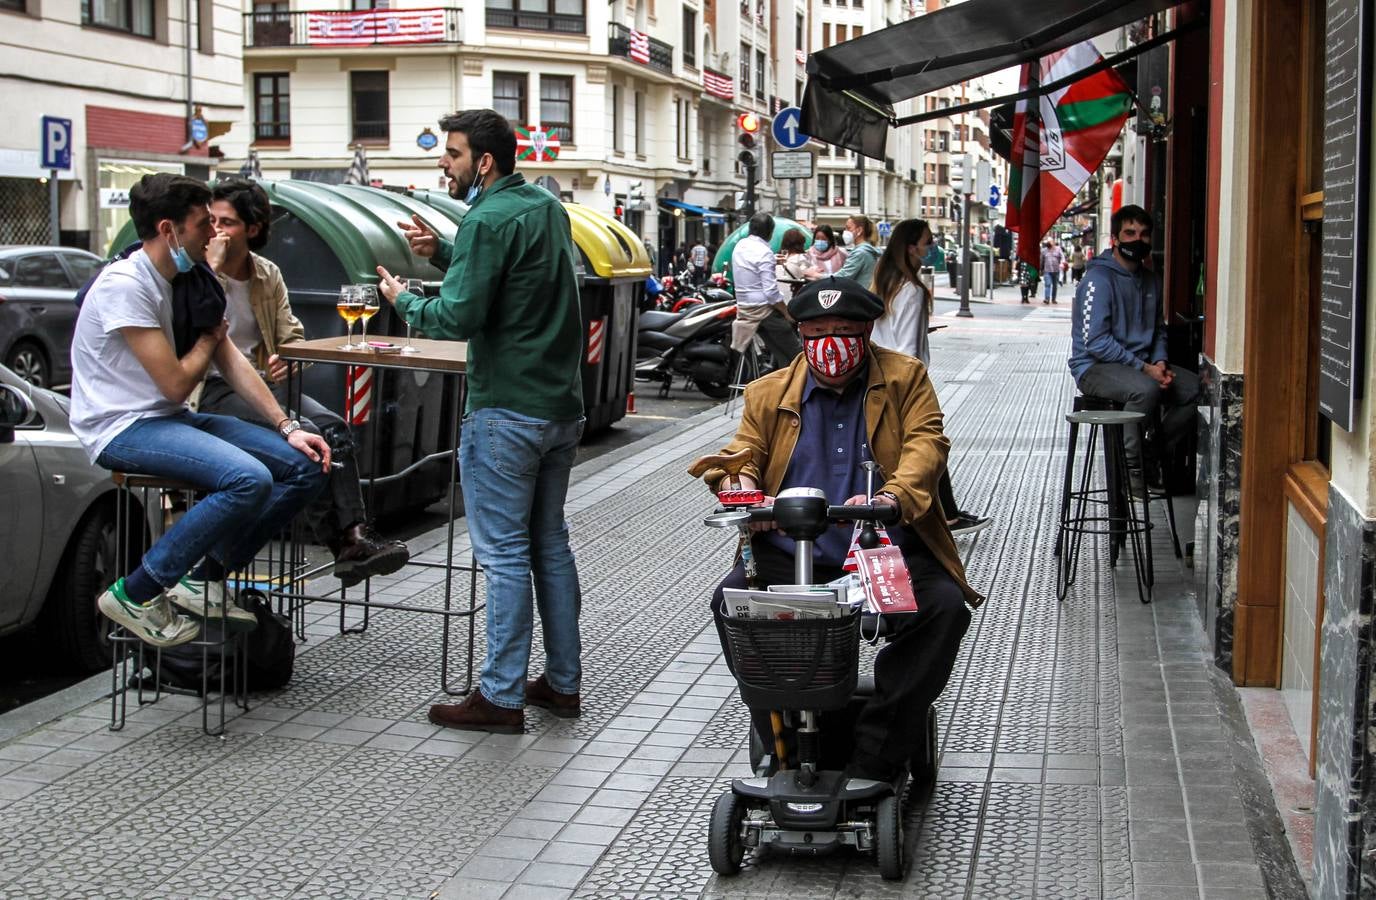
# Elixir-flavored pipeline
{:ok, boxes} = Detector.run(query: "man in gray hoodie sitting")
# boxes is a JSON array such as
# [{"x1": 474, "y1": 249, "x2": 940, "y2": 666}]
[{"x1": 1068, "y1": 205, "x2": 1199, "y2": 490}]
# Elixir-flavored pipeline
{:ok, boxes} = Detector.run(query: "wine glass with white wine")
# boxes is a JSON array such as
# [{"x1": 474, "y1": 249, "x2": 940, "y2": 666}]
[
  {"x1": 357, "y1": 284, "x2": 381, "y2": 347},
  {"x1": 336, "y1": 284, "x2": 363, "y2": 349}
]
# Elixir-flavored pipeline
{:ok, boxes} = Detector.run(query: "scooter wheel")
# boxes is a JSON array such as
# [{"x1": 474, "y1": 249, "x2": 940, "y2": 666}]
[
  {"x1": 708, "y1": 792, "x2": 747, "y2": 875},
  {"x1": 875, "y1": 793, "x2": 906, "y2": 881},
  {"x1": 909, "y1": 706, "x2": 939, "y2": 798}
]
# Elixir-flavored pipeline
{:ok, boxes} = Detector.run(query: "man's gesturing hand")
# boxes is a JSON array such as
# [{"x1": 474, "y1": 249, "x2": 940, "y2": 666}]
[
  {"x1": 397, "y1": 214, "x2": 438, "y2": 259},
  {"x1": 376, "y1": 266, "x2": 405, "y2": 305}
]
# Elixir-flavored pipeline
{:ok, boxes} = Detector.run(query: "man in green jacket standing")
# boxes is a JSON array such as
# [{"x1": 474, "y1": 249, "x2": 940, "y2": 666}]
[{"x1": 378, "y1": 108, "x2": 585, "y2": 734}]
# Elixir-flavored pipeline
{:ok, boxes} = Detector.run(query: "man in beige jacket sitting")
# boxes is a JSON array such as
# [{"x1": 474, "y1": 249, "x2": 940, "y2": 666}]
[{"x1": 200, "y1": 177, "x2": 408, "y2": 587}]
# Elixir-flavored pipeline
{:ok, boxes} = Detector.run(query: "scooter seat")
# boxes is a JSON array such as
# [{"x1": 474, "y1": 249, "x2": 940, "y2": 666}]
[{"x1": 638, "y1": 309, "x2": 687, "y2": 330}]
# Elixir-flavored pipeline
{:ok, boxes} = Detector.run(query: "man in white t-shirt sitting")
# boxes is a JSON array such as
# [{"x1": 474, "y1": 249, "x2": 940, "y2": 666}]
[
  {"x1": 70, "y1": 173, "x2": 331, "y2": 647},
  {"x1": 198, "y1": 178, "x2": 409, "y2": 587}
]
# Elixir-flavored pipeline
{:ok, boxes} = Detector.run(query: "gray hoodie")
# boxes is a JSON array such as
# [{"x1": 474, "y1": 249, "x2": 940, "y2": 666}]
[{"x1": 1068, "y1": 249, "x2": 1167, "y2": 382}]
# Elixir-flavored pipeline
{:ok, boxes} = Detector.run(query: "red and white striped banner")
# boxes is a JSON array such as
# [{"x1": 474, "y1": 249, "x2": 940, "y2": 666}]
[
  {"x1": 628, "y1": 28, "x2": 650, "y2": 64},
  {"x1": 842, "y1": 521, "x2": 893, "y2": 572},
  {"x1": 307, "y1": 8, "x2": 446, "y2": 46},
  {"x1": 703, "y1": 70, "x2": 734, "y2": 101},
  {"x1": 586, "y1": 318, "x2": 606, "y2": 365},
  {"x1": 346, "y1": 366, "x2": 373, "y2": 425}
]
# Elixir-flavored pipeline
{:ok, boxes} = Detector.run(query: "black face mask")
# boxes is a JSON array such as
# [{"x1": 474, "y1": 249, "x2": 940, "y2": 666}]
[{"x1": 1117, "y1": 239, "x2": 1151, "y2": 263}]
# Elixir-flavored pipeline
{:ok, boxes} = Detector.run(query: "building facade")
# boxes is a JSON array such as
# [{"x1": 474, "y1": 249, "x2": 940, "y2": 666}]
[{"x1": 0, "y1": 0, "x2": 244, "y2": 254}]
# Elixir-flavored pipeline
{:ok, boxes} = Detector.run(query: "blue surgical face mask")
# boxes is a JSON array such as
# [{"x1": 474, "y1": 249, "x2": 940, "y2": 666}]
[
  {"x1": 464, "y1": 160, "x2": 489, "y2": 204},
  {"x1": 814, "y1": 239, "x2": 829, "y2": 252},
  {"x1": 168, "y1": 232, "x2": 195, "y2": 273}
]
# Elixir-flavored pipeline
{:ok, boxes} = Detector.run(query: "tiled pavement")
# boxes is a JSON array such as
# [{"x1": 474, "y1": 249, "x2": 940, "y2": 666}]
[{"x1": 0, "y1": 308, "x2": 1300, "y2": 899}]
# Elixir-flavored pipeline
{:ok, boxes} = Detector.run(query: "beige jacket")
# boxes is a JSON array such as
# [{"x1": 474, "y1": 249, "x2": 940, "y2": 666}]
[{"x1": 699, "y1": 346, "x2": 982, "y2": 607}]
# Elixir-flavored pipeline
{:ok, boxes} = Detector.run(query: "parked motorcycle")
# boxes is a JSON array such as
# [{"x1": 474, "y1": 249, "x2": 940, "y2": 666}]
[{"x1": 636, "y1": 299, "x2": 739, "y2": 399}]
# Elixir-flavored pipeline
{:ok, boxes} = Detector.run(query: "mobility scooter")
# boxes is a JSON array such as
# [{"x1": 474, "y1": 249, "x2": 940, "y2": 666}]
[{"x1": 699, "y1": 475, "x2": 939, "y2": 881}]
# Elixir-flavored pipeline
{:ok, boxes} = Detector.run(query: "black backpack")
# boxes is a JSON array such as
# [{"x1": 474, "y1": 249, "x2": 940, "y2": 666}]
[{"x1": 154, "y1": 589, "x2": 296, "y2": 694}]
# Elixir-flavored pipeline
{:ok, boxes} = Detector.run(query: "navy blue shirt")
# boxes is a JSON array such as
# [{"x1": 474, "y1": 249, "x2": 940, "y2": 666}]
[{"x1": 765, "y1": 366, "x2": 921, "y2": 568}]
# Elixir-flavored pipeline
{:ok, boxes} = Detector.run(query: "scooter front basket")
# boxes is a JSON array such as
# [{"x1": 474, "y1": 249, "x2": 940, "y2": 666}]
[{"x1": 718, "y1": 609, "x2": 861, "y2": 711}]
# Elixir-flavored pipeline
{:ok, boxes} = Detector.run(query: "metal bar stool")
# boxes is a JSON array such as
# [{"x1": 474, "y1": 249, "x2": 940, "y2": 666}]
[
  {"x1": 108, "y1": 472, "x2": 249, "y2": 736},
  {"x1": 1072, "y1": 394, "x2": 1183, "y2": 561},
  {"x1": 1055, "y1": 409, "x2": 1154, "y2": 604}
]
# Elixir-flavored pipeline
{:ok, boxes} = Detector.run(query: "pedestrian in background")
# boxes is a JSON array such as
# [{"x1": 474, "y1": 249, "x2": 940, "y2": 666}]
[
  {"x1": 380, "y1": 108, "x2": 586, "y2": 733},
  {"x1": 805, "y1": 223, "x2": 848, "y2": 278},
  {"x1": 730, "y1": 212, "x2": 801, "y2": 370},
  {"x1": 834, "y1": 214, "x2": 882, "y2": 287},
  {"x1": 869, "y1": 218, "x2": 990, "y2": 536},
  {"x1": 1070, "y1": 240, "x2": 1087, "y2": 283},
  {"x1": 1040, "y1": 240, "x2": 1064, "y2": 304},
  {"x1": 776, "y1": 228, "x2": 810, "y2": 296}
]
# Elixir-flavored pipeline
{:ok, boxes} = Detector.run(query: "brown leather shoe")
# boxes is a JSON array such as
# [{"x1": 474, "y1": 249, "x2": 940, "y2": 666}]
[
  {"x1": 428, "y1": 691, "x2": 524, "y2": 734},
  {"x1": 525, "y1": 674, "x2": 580, "y2": 718},
  {"x1": 330, "y1": 523, "x2": 410, "y2": 588}
]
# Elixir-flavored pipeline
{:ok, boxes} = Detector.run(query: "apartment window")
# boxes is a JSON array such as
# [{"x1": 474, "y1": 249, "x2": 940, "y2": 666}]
[
  {"x1": 250, "y1": 74, "x2": 290, "y2": 143},
  {"x1": 612, "y1": 85, "x2": 623, "y2": 153},
  {"x1": 82, "y1": 0, "x2": 154, "y2": 36},
  {"x1": 540, "y1": 75, "x2": 573, "y2": 143},
  {"x1": 836, "y1": 0, "x2": 845, "y2": 7},
  {"x1": 821, "y1": 23, "x2": 830, "y2": 48},
  {"x1": 493, "y1": 72, "x2": 528, "y2": 129},
  {"x1": 938, "y1": 130, "x2": 949, "y2": 152},
  {"x1": 675, "y1": 98, "x2": 691, "y2": 159},
  {"x1": 795, "y1": 12, "x2": 804, "y2": 49},
  {"x1": 633, "y1": 90, "x2": 645, "y2": 155},
  {"x1": 817, "y1": 174, "x2": 828, "y2": 206},
  {"x1": 0, "y1": 0, "x2": 25, "y2": 9},
  {"x1": 739, "y1": 43, "x2": 751, "y2": 94},
  {"x1": 849, "y1": 175, "x2": 860, "y2": 206},
  {"x1": 796, "y1": 78, "x2": 804, "y2": 108},
  {"x1": 938, "y1": 163, "x2": 949, "y2": 184},
  {"x1": 485, "y1": 0, "x2": 586, "y2": 34},
  {"x1": 754, "y1": 49, "x2": 765, "y2": 99},
  {"x1": 351, "y1": 0, "x2": 373, "y2": 9},
  {"x1": 350, "y1": 71, "x2": 389, "y2": 141},
  {"x1": 852, "y1": 25, "x2": 862, "y2": 37},
  {"x1": 682, "y1": 7, "x2": 697, "y2": 67}
]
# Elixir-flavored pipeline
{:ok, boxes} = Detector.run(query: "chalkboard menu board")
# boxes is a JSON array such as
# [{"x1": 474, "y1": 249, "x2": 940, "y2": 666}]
[{"x1": 1319, "y1": 0, "x2": 1374, "y2": 431}]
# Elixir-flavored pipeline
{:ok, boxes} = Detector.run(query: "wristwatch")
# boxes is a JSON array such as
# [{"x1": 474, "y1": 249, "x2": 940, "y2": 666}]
[
  {"x1": 278, "y1": 418, "x2": 302, "y2": 438},
  {"x1": 875, "y1": 490, "x2": 901, "y2": 509}
]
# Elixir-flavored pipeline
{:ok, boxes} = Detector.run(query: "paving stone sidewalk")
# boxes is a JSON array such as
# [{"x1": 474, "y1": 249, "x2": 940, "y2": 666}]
[{"x1": 0, "y1": 308, "x2": 1296, "y2": 899}]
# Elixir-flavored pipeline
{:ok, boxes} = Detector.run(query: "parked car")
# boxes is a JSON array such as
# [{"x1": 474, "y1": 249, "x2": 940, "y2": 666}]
[
  {"x1": 0, "y1": 364, "x2": 140, "y2": 671},
  {"x1": 0, "y1": 245, "x2": 105, "y2": 390}
]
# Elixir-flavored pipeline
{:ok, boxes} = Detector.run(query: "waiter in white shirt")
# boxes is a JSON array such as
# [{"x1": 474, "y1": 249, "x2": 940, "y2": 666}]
[{"x1": 729, "y1": 212, "x2": 802, "y2": 370}]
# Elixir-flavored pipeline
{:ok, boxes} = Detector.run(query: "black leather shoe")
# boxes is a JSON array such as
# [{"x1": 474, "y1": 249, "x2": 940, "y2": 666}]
[{"x1": 330, "y1": 523, "x2": 410, "y2": 587}]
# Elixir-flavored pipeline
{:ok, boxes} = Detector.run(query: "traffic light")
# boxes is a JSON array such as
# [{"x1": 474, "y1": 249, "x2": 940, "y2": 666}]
[
  {"x1": 628, "y1": 180, "x2": 646, "y2": 211},
  {"x1": 735, "y1": 113, "x2": 760, "y2": 217}
]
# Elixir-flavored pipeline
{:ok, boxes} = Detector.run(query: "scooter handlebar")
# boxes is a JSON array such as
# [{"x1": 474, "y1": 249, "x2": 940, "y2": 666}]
[{"x1": 740, "y1": 502, "x2": 900, "y2": 525}]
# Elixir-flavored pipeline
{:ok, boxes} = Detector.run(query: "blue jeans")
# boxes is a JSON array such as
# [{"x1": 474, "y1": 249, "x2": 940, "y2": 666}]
[
  {"x1": 1043, "y1": 271, "x2": 1058, "y2": 300},
  {"x1": 97, "y1": 411, "x2": 327, "y2": 588},
  {"x1": 460, "y1": 408, "x2": 584, "y2": 709}
]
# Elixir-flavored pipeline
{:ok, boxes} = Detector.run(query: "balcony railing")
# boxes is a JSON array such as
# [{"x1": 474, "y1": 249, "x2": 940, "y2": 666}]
[
  {"x1": 485, "y1": 6, "x2": 584, "y2": 33},
  {"x1": 244, "y1": 7, "x2": 461, "y2": 48},
  {"x1": 608, "y1": 22, "x2": 673, "y2": 75}
]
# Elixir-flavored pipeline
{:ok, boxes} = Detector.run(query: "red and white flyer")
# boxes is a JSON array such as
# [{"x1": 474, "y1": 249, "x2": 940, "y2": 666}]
[{"x1": 854, "y1": 546, "x2": 919, "y2": 615}]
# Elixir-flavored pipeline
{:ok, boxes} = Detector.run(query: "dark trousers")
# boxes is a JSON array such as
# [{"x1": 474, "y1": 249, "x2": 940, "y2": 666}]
[
  {"x1": 755, "y1": 309, "x2": 803, "y2": 370},
  {"x1": 938, "y1": 471, "x2": 959, "y2": 520},
  {"x1": 1076, "y1": 362, "x2": 1201, "y2": 464},
  {"x1": 711, "y1": 539, "x2": 971, "y2": 778},
  {"x1": 199, "y1": 376, "x2": 368, "y2": 544}
]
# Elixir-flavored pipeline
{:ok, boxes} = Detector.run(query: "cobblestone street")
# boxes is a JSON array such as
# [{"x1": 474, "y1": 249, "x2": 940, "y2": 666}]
[{"x1": 0, "y1": 304, "x2": 1295, "y2": 899}]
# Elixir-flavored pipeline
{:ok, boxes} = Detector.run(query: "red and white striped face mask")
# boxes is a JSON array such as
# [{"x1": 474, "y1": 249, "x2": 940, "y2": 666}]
[{"x1": 803, "y1": 333, "x2": 867, "y2": 378}]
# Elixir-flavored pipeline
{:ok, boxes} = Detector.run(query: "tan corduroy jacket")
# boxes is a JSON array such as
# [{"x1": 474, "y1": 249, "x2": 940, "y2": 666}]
[
  {"x1": 700, "y1": 345, "x2": 983, "y2": 607},
  {"x1": 218, "y1": 253, "x2": 305, "y2": 371}
]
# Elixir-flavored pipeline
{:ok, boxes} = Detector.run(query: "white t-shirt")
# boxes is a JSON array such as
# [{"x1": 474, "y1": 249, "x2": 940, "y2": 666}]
[
  {"x1": 730, "y1": 235, "x2": 787, "y2": 308},
  {"x1": 870, "y1": 281, "x2": 930, "y2": 365},
  {"x1": 224, "y1": 276, "x2": 258, "y2": 360},
  {"x1": 69, "y1": 251, "x2": 186, "y2": 463}
]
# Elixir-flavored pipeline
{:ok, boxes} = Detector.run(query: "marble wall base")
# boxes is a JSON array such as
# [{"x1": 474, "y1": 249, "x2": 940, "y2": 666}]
[
  {"x1": 1194, "y1": 357, "x2": 1244, "y2": 671},
  {"x1": 1313, "y1": 488, "x2": 1376, "y2": 900}
]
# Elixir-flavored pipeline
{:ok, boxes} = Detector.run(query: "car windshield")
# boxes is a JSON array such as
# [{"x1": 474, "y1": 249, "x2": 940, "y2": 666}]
[{"x1": 63, "y1": 254, "x2": 103, "y2": 286}]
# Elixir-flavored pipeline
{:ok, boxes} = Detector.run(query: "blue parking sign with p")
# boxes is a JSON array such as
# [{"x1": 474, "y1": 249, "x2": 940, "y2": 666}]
[{"x1": 42, "y1": 116, "x2": 72, "y2": 171}]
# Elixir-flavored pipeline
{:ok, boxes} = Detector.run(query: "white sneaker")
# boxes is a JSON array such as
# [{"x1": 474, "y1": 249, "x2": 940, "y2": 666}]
[
  {"x1": 166, "y1": 577, "x2": 258, "y2": 633},
  {"x1": 97, "y1": 581, "x2": 200, "y2": 648}
]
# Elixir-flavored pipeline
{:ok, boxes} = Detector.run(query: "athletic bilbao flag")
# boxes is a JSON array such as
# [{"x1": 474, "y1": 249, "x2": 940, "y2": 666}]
[{"x1": 1006, "y1": 42, "x2": 1133, "y2": 266}]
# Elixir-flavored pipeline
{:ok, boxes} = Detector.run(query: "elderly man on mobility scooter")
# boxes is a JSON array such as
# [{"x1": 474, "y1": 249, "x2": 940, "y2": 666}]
[{"x1": 691, "y1": 276, "x2": 982, "y2": 878}]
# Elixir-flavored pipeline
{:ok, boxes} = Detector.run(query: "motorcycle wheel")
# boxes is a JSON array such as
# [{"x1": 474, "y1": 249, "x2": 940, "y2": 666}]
[{"x1": 694, "y1": 376, "x2": 732, "y2": 400}]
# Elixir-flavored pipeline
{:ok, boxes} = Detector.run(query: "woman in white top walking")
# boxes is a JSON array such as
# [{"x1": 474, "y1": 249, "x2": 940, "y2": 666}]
[{"x1": 870, "y1": 218, "x2": 990, "y2": 537}]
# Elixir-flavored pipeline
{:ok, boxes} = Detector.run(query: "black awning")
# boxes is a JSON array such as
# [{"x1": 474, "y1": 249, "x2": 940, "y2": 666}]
[{"x1": 802, "y1": 0, "x2": 1180, "y2": 157}]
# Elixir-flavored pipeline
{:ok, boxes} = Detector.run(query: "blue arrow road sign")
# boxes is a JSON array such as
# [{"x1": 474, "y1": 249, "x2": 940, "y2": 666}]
[
  {"x1": 877, "y1": 221, "x2": 893, "y2": 238},
  {"x1": 41, "y1": 116, "x2": 72, "y2": 171},
  {"x1": 989, "y1": 184, "x2": 1001, "y2": 208},
  {"x1": 771, "y1": 107, "x2": 809, "y2": 149}
]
